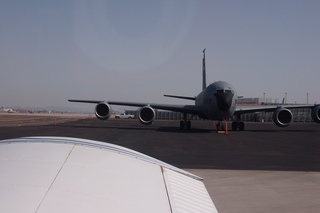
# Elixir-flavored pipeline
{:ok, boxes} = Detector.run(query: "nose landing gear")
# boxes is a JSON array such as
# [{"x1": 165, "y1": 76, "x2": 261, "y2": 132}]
[
  {"x1": 216, "y1": 121, "x2": 225, "y2": 131},
  {"x1": 231, "y1": 121, "x2": 244, "y2": 131}
]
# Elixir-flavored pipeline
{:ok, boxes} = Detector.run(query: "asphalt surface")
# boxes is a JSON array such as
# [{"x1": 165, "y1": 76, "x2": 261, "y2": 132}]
[
  {"x1": 1, "y1": 117, "x2": 319, "y2": 171},
  {"x1": 1, "y1": 115, "x2": 320, "y2": 212}
]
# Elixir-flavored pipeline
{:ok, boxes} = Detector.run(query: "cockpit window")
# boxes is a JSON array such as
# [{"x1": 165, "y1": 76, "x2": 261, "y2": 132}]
[{"x1": 216, "y1": 89, "x2": 234, "y2": 94}]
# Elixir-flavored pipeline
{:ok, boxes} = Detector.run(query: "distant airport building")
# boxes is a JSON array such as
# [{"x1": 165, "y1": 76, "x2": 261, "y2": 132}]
[
  {"x1": 125, "y1": 97, "x2": 312, "y2": 123},
  {"x1": 236, "y1": 97, "x2": 279, "y2": 105},
  {"x1": 237, "y1": 97, "x2": 262, "y2": 105}
]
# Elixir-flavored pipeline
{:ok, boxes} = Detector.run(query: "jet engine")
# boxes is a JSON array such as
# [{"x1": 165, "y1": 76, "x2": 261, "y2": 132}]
[
  {"x1": 272, "y1": 108, "x2": 293, "y2": 127},
  {"x1": 311, "y1": 105, "x2": 320, "y2": 124},
  {"x1": 95, "y1": 102, "x2": 112, "y2": 120},
  {"x1": 138, "y1": 106, "x2": 155, "y2": 125}
]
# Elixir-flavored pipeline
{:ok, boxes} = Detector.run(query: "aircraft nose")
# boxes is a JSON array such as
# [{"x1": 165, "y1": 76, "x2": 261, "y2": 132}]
[{"x1": 214, "y1": 92, "x2": 234, "y2": 111}]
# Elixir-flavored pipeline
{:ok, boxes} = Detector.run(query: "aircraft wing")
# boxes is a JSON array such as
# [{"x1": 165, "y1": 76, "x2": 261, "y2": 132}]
[
  {"x1": 69, "y1": 99, "x2": 204, "y2": 115},
  {"x1": 235, "y1": 104, "x2": 315, "y2": 115},
  {"x1": 0, "y1": 137, "x2": 218, "y2": 213}
]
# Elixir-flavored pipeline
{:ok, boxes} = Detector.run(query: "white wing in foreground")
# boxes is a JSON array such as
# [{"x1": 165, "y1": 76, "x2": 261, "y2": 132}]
[{"x1": 0, "y1": 137, "x2": 218, "y2": 213}]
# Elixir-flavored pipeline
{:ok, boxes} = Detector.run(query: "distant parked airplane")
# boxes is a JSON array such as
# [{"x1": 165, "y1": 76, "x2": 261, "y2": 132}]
[{"x1": 69, "y1": 49, "x2": 320, "y2": 131}]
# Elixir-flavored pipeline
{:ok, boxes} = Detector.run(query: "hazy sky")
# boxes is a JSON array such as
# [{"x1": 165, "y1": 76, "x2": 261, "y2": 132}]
[{"x1": 1, "y1": 0, "x2": 319, "y2": 111}]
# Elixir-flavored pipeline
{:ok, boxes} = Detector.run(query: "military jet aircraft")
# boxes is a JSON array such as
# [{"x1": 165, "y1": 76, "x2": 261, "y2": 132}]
[{"x1": 69, "y1": 49, "x2": 320, "y2": 131}]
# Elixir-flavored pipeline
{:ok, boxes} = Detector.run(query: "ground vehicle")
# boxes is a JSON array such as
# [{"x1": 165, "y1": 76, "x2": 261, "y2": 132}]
[{"x1": 115, "y1": 113, "x2": 134, "y2": 119}]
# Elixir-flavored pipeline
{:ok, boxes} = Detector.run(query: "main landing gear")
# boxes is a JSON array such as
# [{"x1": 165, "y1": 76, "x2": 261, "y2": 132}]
[
  {"x1": 231, "y1": 121, "x2": 245, "y2": 131},
  {"x1": 180, "y1": 113, "x2": 192, "y2": 130},
  {"x1": 231, "y1": 114, "x2": 245, "y2": 131},
  {"x1": 180, "y1": 120, "x2": 191, "y2": 130}
]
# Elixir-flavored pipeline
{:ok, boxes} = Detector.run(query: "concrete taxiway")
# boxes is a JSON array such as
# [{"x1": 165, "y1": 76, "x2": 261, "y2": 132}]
[{"x1": 0, "y1": 114, "x2": 320, "y2": 212}]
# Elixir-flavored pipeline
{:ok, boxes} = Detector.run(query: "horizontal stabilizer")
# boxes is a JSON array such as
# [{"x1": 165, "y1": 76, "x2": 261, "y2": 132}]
[
  {"x1": 164, "y1": 94, "x2": 196, "y2": 101},
  {"x1": 69, "y1": 99, "x2": 104, "y2": 104}
]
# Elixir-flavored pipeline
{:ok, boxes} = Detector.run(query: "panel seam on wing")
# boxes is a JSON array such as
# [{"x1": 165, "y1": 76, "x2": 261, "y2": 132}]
[
  {"x1": 35, "y1": 144, "x2": 75, "y2": 212},
  {"x1": 161, "y1": 166, "x2": 173, "y2": 213}
]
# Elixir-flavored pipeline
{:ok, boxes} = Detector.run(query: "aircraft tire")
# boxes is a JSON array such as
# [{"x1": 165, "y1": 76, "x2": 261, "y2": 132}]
[
  {"x1": 232, "y1": 121, "x2": 238, "y2": 131},
  {"x1": 180, "y1": 120, "x2": 185, "y2": 130},
  {"x1": 186, "y1": 121, "x2": 191, "y2": 130},
  {"x1": 239, "y1": 122, "x2": 245, "y2": 131}
]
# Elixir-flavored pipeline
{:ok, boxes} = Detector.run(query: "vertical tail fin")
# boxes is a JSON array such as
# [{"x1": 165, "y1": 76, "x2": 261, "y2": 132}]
[{"x1": 202, "y1": 48, "x2": 206, "y2": 90}]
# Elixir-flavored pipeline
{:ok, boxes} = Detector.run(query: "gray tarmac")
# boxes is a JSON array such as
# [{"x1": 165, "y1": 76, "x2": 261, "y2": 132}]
[{"x1": 1, "y1": 115, "x2": 320, "y2": 212}]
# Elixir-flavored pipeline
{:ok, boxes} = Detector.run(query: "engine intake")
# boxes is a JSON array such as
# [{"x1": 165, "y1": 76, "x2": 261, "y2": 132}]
[
  {"x1": 95, "y1": 102, "x2": 112, "y2": 120},
  {"x1": 272, "y1": 108, "x2": 293, "y2": 127},
  {"x1": 311, "y1": 105, "x2": 320, "y2": 124},
  {"x1": 138, "y1": 106, "x2": 155, "y2": 125}
]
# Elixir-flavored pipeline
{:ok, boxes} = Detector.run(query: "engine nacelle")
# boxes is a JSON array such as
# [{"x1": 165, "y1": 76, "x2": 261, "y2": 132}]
[
  {"x1": 311, "y1": 105, "x2": 320, "y2": 124},
  {"x1": 138, "y1": 106, "x2": 155, "y2": 125},
  {"x1": 272, "y1": 108, "x2": 293, "y2": 127},
  {"x1": 95, "y1": 102, "x2": 112, "y2": 120}
]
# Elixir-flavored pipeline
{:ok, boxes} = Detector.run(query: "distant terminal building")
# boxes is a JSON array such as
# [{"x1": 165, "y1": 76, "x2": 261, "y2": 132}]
[
  {"x1": 237, "y1": 97, "x2": 262, "y2": 105},
  {"x1": 236, "y1": 97, "x2": 279, "y2": 105},
  {"x1": 125, "y1": 97, "x2": 312, "y2": 123},
  {"x1": 125, "y1": 109, "x2": 193, "y2": 121},
  {"x1": 236, "y1": 97, "x2": 311, "y2": 122}
]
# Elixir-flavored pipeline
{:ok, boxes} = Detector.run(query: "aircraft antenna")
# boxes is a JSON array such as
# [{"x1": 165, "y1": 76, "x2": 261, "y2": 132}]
[{"x1": 202, "y1": 48, "x2": 207, "y2": 90}]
